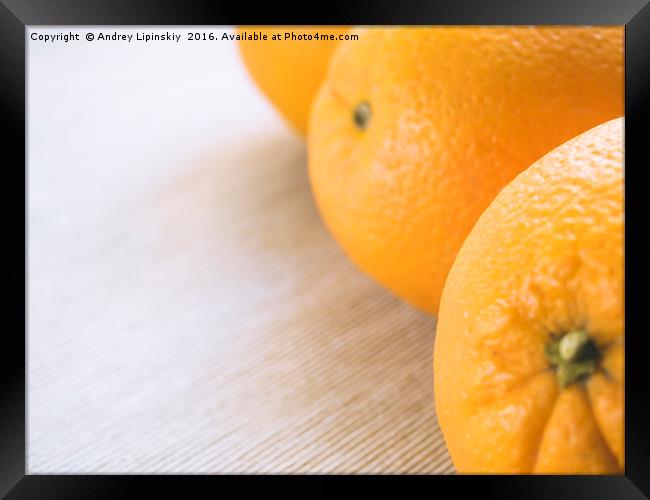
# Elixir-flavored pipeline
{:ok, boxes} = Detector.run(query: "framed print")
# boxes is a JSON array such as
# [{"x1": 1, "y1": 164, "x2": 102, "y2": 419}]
[{"x1": 1, "y1": 0, "x2": 648, "y2": 497}]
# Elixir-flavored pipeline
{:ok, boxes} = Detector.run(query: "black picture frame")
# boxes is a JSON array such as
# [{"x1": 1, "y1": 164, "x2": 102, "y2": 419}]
[{"x1": 2, "y1": 1, "x2": 648, "y2": 497}]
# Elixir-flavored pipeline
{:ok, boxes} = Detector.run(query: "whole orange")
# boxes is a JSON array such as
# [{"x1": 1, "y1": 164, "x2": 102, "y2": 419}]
[
  {"x1": 433, "y1": 117, "x2": 624, "y2": 474},
  {"x1": 308, "y1": 27, "x2": 623, "y2": 313},
  {"x1": 237, "y1": 26, "x2": 348, "y2": 134}
]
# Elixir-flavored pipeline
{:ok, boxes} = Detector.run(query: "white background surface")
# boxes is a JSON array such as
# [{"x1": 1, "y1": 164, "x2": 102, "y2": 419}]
[{"x1": 27, "y1": 26, "x2": 452, "y2": 473}]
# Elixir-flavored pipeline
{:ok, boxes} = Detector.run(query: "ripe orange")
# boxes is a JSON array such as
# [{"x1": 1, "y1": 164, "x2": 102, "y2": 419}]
[
  {"x1": 308, "y1": 27, "x2": 623, "y2": 313},
  {"x1": 237, "y1": 26, "x2": 348, "y2": 134},
  {"x1": 433, "y1": 117, "x2": 624, "y2": 474}
]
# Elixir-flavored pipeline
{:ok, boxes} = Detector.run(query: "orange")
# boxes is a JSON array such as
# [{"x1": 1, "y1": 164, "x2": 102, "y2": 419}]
[
  {"x1": 308, "y1": 27, "x2": 623, "y2": 313},
  {"x1": 237, "y1": 26, "x2": 349, "y2": 134},
  {"x1": 433, "y1": 117, "x2": 624, "y2": 474}
]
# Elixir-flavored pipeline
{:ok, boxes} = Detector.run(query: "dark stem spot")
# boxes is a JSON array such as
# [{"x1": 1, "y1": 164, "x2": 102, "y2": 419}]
[
  {"x1": 545, "y1": 330, "x2": 602, "y2": 388},
  {"x1": 353, "y1": 101, "x2": 371, "y2": 130}
]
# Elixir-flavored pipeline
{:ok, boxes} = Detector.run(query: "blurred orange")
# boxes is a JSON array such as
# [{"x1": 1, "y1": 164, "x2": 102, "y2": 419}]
[{"x1": 237, "y1": 26, "x2": 348, "y2": 134}]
